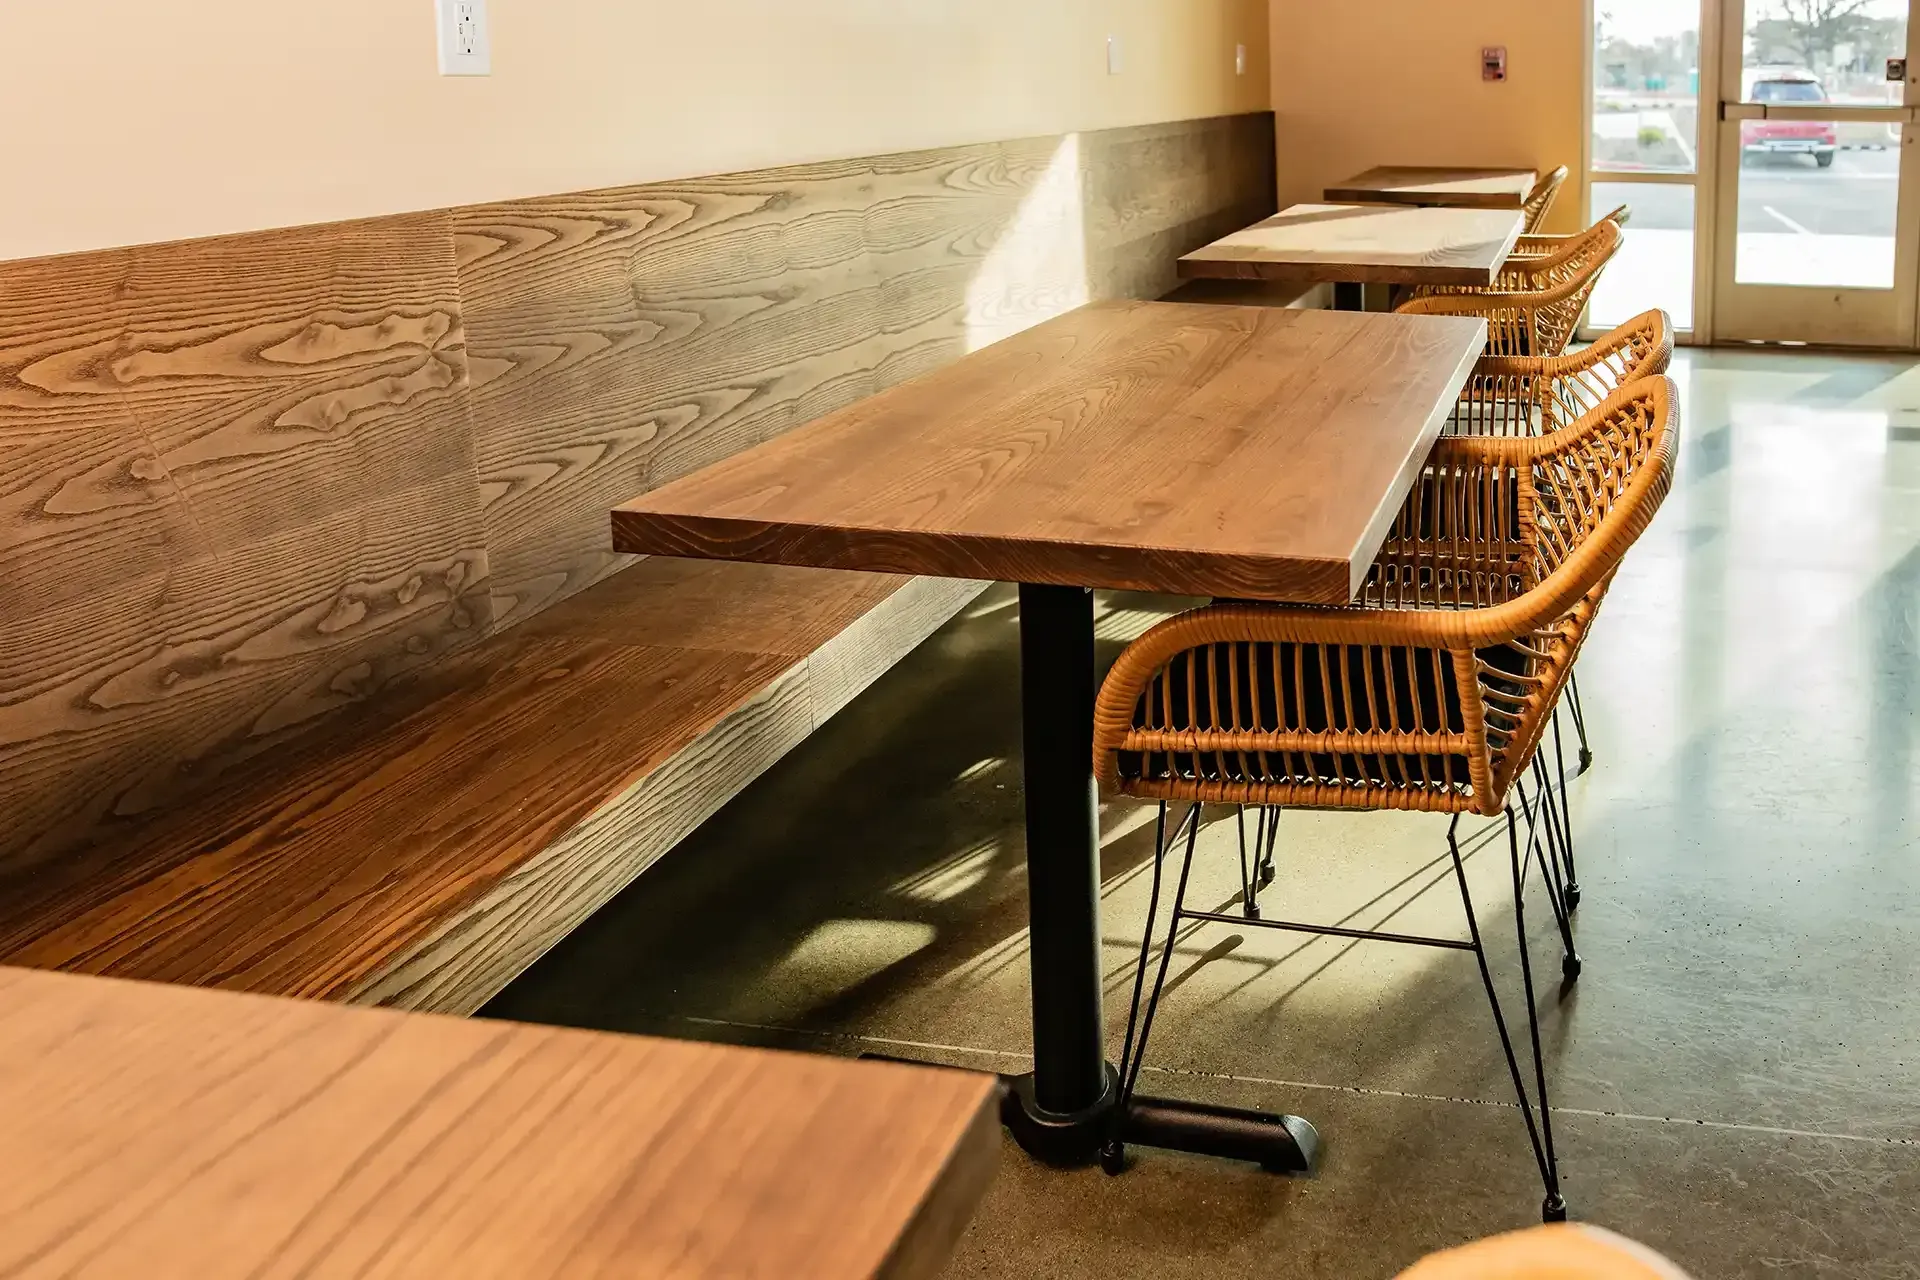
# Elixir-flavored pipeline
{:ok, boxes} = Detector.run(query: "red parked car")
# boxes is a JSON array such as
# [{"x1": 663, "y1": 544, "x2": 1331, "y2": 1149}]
[{"x1": 1741, "y1": 69, "x2": 1838, "y2": 167}]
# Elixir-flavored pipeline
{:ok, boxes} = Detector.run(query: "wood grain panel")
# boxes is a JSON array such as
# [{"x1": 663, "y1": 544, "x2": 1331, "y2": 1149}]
[
  {"x1": 515, "y1": 556, "x2": 912, "y2": 655},
  {"x1": 0, "y1": 966, "x2": 999, "y2": 1280},
  {"x1": 0, "y1": 112, "x2": 1275, "y2": 981},
  {"x1": 615, "y1": 302, "x2": 1489, "y2": 605},
  {"x1": 349, "y1": 578, "x2": 987, "y2": 1012},
  {"x1": 458, "y1": 113, "x2": 1278, "y2": 628},
  {"x1": 0, "y1": 636, "x2": 793, "y2": 998},
  {"x1": 0, "y1": 556, "x2": 979, "y2": 1014},
  {"x1": 345, "y1": 658, "x2": 817, "y2": 1014},
  {"x1": 0, "y1": 215, "x2": 491, "y2": 879},
  {"x1": 1081, "y1": 114, "x2": 1278, "y2": 301}
]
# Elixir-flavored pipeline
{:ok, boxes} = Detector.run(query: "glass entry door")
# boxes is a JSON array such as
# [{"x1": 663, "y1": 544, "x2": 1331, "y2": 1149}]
[{"x1": 1711, "y1": 0, "x2": 1920, "y2": 346}]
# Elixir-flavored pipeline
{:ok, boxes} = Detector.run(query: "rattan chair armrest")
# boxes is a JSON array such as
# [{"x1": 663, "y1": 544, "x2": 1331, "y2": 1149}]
[
  {"x1": 1095, "y1": 371, "x2": 1675, "y2": 814},
  {"x1": 1508, "y1": 205, "x2": 1631, "y2": 259},
  {"x1": 1542, "y1": 309, "x2": 1673, "y2": 379}
]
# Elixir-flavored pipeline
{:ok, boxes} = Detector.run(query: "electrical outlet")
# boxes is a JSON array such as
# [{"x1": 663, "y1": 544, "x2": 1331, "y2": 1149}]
[
  {"x1": 1235, "y1": 43, "x2": 1247, "y2": 75},
  {"x1": 436, "y1": 0, "x2": 491, "y2": 76},
  {"x1": 1107, "y1": 35, "x2": 1123, "y2": 76}
]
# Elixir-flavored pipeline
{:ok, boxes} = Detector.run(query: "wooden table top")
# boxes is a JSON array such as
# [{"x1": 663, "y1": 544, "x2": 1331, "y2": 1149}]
[
  {"x1": 0, "y1": 967, "x2": 999, "y2": 1280},
  {"x1": 1177, "y1": 203, "x2": 1526, "y2": 288},
  {"x1": 613, "y1": 301, "x2": 1488, "y2": 605},
  {"x1": 1324, "y1": 165, "x2": 1539, "y2": 210}
]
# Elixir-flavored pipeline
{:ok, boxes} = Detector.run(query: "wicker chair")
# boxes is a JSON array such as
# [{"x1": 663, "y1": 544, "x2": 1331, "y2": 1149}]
[
  {"x1": 1522, "y1": 165, "x2": 1571, "y2": 232},
  {"x1": 1094, "y1": 377, "x2": 1680, "y2": 1222},
  {"x1": 1397, "y1": 218, "x2": 1623, "y2": 359},
  {"x1": 1509, "y1": 203, "x2": 1632, "y2": 262},
  {"x1": 1446, "y1": 308, "x2": 1674, "y2": 801},
  {"x1": 1450, "y1": 309, "x2": 1673, "y2": 437}
]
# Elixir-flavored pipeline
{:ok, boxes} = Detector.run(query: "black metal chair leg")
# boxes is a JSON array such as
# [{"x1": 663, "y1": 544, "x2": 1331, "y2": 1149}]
[
  {"x1": 1506, "y1": 804, "x2": 1569, "y2": 1222},
  {"x1": 1530, "y1": 755, "x2": 1583, "y2": 957},
  {"x1": 1551, "y1": 711, "x2": 1582, "y2": 910},
  {"x1": 1106, "y1": 802, "x2": 1202, "y2": 1174},
  {"x1": 1234, "y1": 806, "x2": 1260, "y2": 920},
  {"x1": 1109, "y1": 803, "x2": 1176, "y2": 1148},
  {"x1": 1449, "y1": 813, "x2": 1568, "y2": 1223},
  {"x1": 1566, "y1": 670, "x2": 1594, "y2": 774},
  {"x1": 1258, "y1": 806, "x2": 1278, "y2": 887},
  {"x1": 1515, "y1": 776, "x2": 1581, "y2": 985}
]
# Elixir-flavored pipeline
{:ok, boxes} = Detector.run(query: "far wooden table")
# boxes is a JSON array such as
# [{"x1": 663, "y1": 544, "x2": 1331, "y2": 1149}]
[
  {"x1": 1178, "y1": 202, "x2": 1525, "y2": 312},
  {"x1": 613, "y1": 301, "x2": 1488, "y2": 1172},
  {"x1": 1325, "y1": 165, "x2": 1538, "y2": 210},
  {"x1": 0, "y1": 966, "x2": 999, "y2": 1279}
]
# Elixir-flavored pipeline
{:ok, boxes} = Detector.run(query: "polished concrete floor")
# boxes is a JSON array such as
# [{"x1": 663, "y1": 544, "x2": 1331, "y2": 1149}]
[{"x1": 488, "y1": 347, "x2": 1920, "y2": 1278}]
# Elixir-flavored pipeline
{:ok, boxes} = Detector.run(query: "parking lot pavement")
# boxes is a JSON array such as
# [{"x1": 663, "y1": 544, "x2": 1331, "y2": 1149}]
[{"x1": 1598, "y1": 149, "x2": 1898, "y2": 236}]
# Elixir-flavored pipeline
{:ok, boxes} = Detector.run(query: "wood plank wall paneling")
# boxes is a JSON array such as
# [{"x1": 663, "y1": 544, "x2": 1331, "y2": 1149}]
[
  {"x1": 0, "y1": 112, "x2": 1276, "y2": 885},
  {"x1": 0, "y1": 216, "x2": 492, "y2": 876},
  {"x1": 457, "y1": 114, "x2": 1277, "y2": 626}
]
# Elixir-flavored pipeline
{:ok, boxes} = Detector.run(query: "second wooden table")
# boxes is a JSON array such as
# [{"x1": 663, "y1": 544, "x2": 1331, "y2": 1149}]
[
  {"x1": 1178, "y1": 203, "x2": 1525, "y2": 311},
  {"x1": 1324, "y1": 164, "x2": 1538, "y2": 210},
  {"x1": 613, "y1": 301, "x2": 1488, "y2": 1170}
]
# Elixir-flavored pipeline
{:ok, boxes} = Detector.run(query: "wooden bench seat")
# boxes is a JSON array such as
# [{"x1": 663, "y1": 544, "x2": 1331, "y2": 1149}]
[{"x1": 0, "y1": 560, "x2": 986, "y2": 1015}]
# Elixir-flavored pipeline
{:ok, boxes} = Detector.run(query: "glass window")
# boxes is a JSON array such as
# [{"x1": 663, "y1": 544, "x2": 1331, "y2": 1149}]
[
  {"x1": 1588, "y1": 182, "x2": 1696, "y2": 330},
  {"x1": 1735, "y1": 125, "x2": 1901, "y2": 288},
  {"x1": 1751, "y1": 78, "x2": 1828, "y2": 102},
  {"x1": 1733, "y1": 2, "x2": 1905, "y2": 289},
  {"x1": 1742, "y1": 0, "x2": 1906, "y2": 108},
  {"x1": 1593, "y1": 1, "x2": 1704, "y2": 174}
]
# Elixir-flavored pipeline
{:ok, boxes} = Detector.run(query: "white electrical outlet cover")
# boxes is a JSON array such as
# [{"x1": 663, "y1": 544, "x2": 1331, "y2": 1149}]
[
  {"x1": 436, "y1": 0, "x2": 492, "y2": 76},
  {"x1": 1107, "y1": 35, "x2": 1123, "y2": 75},
  {"x1": 1235, "y1": 43, "x2": 1247, "y2": 75}
]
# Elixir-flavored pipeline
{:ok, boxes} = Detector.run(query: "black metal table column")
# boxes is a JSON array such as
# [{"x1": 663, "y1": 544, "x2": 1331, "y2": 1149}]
[
  {"x1": 1000, "y1": 583, "x2": 1320, "y2": 1175},
  {"x1": 1002, "y1": 584, "x2": 1117, "y2": 1159}
]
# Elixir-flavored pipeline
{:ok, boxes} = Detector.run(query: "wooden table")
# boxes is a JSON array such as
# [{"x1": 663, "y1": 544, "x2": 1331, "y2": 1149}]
[
  {"x1": 1324, "y1": 165, "x2": 1538, "y2": 210},
  {"x1": 612, "y1": 301, "x2": 1488, "y2": 1170},
  {"x1": 0, "y1": 966, "x2": 999, "y2": 1279},
  {"x1": 1178, "y1": 203, "x2": 1525, "y2": 311}
]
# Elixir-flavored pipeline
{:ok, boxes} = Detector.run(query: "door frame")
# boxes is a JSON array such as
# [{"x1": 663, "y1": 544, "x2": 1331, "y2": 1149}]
[
  {"x1": 1705, "y1": 0, "x2": 1920, "y2": 348},
  {"x1": 1581, "y1": 0, "x2": 1726, "y2": 345}
]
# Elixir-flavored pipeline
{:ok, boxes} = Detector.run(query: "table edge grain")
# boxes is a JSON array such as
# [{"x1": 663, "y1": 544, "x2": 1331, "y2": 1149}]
[
  {"x1": 1175, "y1": 256, "x2": 1500, "y2": 287},
  {"x1": 1321, "y1": 185, "x2": 1527, "y2": 210},
  {"x1": 1341, "y1": 314, "x2": 1490, "y2": 596},
  {"x1": 610, "y1": 514, "x2": 1362, "y2": 606}
]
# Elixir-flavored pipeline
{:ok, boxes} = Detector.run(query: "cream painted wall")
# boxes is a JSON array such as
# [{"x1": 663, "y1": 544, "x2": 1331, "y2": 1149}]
[
  {"x1": 0, "y1": 0, "x2": 1270, "y2": 262},
  {"x1": 1268, "y1": 0, "x2": 1585, "y2": 233}
]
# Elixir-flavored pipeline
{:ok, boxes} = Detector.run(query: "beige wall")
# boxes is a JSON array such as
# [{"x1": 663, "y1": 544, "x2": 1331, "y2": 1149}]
[
  {"x1": 1268, "y1": 0, "x2": 1585, "y2": 232},
  {"x1": 0, "y1": 0, "x2": 1270, "y2": 263}
]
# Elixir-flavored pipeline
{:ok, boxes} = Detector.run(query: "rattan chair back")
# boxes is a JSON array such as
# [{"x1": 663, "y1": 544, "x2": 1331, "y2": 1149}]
[
  {"x1": 1449, "y1": 310, "x2": 1673, "y2": 437},
  {"x1": 1092, "y1": 377, "x2": 1678, "y2": 817},
  {"x1": 1396, "y1": 219, "x2": 1622, "y2": 359},
  {"x1": 1522, "y1": 166, "x2": 1571, "y2": 232}
]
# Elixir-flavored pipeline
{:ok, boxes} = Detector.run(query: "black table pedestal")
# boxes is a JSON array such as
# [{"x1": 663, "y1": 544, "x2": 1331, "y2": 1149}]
[{"x1": 999, "y1": 584, "x2": 1319, "y2": 1175}]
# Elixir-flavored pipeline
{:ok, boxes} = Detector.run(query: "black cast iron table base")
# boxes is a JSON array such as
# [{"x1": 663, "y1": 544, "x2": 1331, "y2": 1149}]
[{"x1": 874, "y1": 583, "x2": 1322, "y2": 1180}]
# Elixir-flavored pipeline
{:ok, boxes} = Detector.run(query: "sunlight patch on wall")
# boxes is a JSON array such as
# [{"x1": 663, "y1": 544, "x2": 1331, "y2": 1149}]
[{"x1": 964, "y1": 133, "x2": 1090, "y2": 352}]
